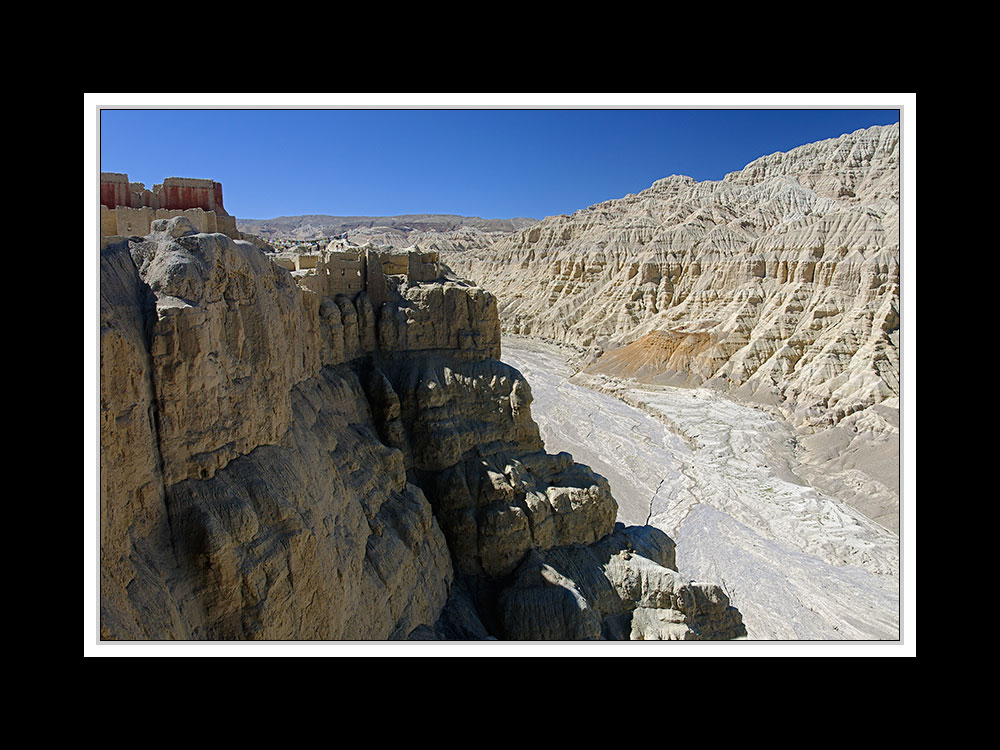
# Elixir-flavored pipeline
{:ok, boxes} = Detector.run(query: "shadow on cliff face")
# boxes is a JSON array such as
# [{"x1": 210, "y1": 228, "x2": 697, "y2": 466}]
[
  {"x1": 489, "y1": 523, "x2": 745, "y2": 641},
  {"x1": 412, "y1": 526, "x2": 669, "y2": 641},
  {"x1": 405, "y1": 503, "x2": 747, "y2": 642},
  {"x1": 100, "y1": 224, "x2": 745, "y2": 641},
  {"x1": 358, "y1": 348, "x2": 746, "y2": 641}
]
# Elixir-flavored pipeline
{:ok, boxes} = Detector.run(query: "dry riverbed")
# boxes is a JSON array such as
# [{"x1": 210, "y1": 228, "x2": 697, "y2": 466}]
[{"x1": 501, "y1": 335, "x2": 900, "y2": 641}]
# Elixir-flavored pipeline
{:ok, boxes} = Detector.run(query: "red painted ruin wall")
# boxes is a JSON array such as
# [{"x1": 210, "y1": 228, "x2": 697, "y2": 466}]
[
  {"x1": 99, "y1": 176, "x2": 229, "y2": 215},
  {"x1": 100, "y1": 180, "x2": 130, "y2": 210},
  {"x1": 160, "y1": 183, "x2": 220, "y2": 213}
]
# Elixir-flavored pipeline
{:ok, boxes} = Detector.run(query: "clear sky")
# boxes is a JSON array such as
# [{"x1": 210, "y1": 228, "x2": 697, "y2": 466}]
[{"x1": 100, "y1": 107, "x2": 900, "y2": 221}]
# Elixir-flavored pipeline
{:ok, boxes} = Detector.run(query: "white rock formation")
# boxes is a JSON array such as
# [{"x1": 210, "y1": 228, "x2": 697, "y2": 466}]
[{"x1": 443, "y1": 124, "x2": 900, "y2": 439}]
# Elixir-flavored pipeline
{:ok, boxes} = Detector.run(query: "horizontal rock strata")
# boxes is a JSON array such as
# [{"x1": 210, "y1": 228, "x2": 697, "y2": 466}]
[{"x1": 442, "y1": 124, "x2": 900, "y2": 438}]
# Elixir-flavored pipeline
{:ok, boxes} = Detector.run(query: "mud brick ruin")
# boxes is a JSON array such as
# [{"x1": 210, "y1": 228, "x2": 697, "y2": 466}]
[
  {"x1": 100, "y1": 172, "x2": 239, "y2": 244},
  {"x1": 278, "y1": 244, "x2": 441, "y2": 309},
  {"x1": 100, "y1": 173, "x2": 441, "y2": 309}
]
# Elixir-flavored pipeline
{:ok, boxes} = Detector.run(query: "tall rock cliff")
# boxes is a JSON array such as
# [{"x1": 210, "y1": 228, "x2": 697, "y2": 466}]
[
  {"x1": 100, "y1": 215, "x2": 745, "y2": 641},
  {"x1": 442, "y1": 124, "x2": 900, "y2": 437}
]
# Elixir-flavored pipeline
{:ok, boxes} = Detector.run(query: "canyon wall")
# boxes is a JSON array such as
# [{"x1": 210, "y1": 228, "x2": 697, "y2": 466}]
[
  {"x1": 442, "y1": 124, "x2": 900, "y2": 438},
  {"x1": 100, "y1": 215, "x2": 744, "y2": 641}
]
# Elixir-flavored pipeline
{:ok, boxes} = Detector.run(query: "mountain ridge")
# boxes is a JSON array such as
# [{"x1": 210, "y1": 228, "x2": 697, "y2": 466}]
[{"x1": 238, "y1": 213, "x2": 540, "y2": 240}]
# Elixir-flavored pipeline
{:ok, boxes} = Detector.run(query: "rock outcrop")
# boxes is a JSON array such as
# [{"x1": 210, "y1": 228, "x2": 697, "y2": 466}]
[
  {"x1": 442, "y1": 124, "x2": 900, "y2": 438},
  {"x1": 101, "y1": 218, "x2": 454, "y2": 639},
  {"x1": 496, "y1": 524, "x2": 743, "y2": 641},
  {"x1": 100, "y1": 216, "x2": 745, "y2": 641}
]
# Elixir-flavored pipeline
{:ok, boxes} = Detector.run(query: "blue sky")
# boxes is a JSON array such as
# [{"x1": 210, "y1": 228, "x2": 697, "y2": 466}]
[{"x1": 100, "y1": 108, "x2": 900, "y2": 220}]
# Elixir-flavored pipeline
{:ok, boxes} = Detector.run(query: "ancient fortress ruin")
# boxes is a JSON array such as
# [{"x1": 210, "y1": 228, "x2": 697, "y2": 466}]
[
  {"x1": 98, "y1": 161, "x2": 750, "y2": 641},
  {"x1": 273, "y1": 242, "x2": 441, "y2": 308},
  {"x1": 101, "y1": 173, "x2": 441, "y2": 306},
  {"x1": 100, "y1": 173, "x2": 239, "y2": 244}
]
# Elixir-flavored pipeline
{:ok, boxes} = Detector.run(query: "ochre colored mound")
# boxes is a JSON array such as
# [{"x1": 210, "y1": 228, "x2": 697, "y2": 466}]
[{"x1": 586, "y1": 329, "x2": 715, "y2": 383}]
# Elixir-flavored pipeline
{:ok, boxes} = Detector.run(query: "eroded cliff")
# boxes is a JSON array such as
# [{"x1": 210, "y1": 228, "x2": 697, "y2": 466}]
[
  {"x1": 100, "y1": 215, "x2": 745, "y2": 641},
  {"x1": 442, "y1": 124, "x2": 900, "y2": 437}
]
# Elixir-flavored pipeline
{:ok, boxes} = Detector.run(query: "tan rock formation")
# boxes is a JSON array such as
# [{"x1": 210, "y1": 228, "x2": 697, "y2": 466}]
[
  {"x1": 442, "y1": 124, "x2": 900, "y2": 437},
  {"x1": 101, "y1": 218, "x2": 459, "y2": 639},
  {"x1": 497, "y1": 524, "x2": 744, "y2": 640},
  {"x1": 100, "y1": 216, "x2": 745, "y2": 641},
  {"x1": 100, "y1": 240, "x2": 186, "y2": 638},
  {"x1": 161, "y1": 367, "x2": 453, "y2": 639}
]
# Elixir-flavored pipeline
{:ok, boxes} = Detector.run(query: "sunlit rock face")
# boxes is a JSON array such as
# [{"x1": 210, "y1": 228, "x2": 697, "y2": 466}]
[
  {"x1": 100, "y1": 217, "x2": 745, "y2": 641},
  {"x1": 442, "y1": 124, "x2": 900, "y2": 437},
  {"x1": 100, "y1": 224, "x2": 456, "y2": 640},
  {"x1": 497, "y1": 525, "x2": 744, "y2": 641}
]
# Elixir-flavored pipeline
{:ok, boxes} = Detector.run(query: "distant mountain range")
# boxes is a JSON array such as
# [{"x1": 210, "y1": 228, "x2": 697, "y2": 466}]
[{"x1": 237, "y1": 214, "x2": 540, "y2": 241}]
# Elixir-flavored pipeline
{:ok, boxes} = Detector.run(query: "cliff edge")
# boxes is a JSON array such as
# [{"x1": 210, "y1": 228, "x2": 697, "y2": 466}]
[{"x1": 100, "y1": 216, "x2": 745, "y2": 641}]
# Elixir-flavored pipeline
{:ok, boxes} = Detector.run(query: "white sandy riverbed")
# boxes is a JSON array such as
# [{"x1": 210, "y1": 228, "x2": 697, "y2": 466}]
[{"x1": 501, "y1": 336, "x2": 900, "y2": 641}]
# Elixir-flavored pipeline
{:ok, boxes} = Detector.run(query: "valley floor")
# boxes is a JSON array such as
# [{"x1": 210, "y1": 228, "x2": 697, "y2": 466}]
[{"x1": 501, "y1": 336, "x2": 900, "y2": 641}]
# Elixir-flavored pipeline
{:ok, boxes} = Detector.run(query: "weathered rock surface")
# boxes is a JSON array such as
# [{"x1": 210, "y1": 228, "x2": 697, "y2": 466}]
[
  {"x1": 442, "y1": 124, "x2": 900, "y2": 439},
  {"x1": 128, "y1": 218, "x2": 318, "y2": 485},
  {"x1": 161, "y1": 366, "x2": 454, "y2": 640},
  {"x1": 100, "y1": 216, "x2": 745, "y2": 641},
  {"x1": 100, "y1": 223, "x2": 455, "y2": 640},
  {"x1": 497, "y1": 525, "x2": 744, "y2": 641},
  {"x1": 100, "y1": 239, "x2": 185, "y2": 638}
]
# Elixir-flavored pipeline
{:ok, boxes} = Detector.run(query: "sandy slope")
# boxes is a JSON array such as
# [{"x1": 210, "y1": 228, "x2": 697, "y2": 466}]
[{"x1": 502, "y1": 336, "x2": 899, "y2": 640}]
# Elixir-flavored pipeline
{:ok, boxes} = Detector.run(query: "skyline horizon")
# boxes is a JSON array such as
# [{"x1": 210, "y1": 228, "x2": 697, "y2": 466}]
[{"x1": 99, "y1": 108, "x2": 900, "y2": 222}]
